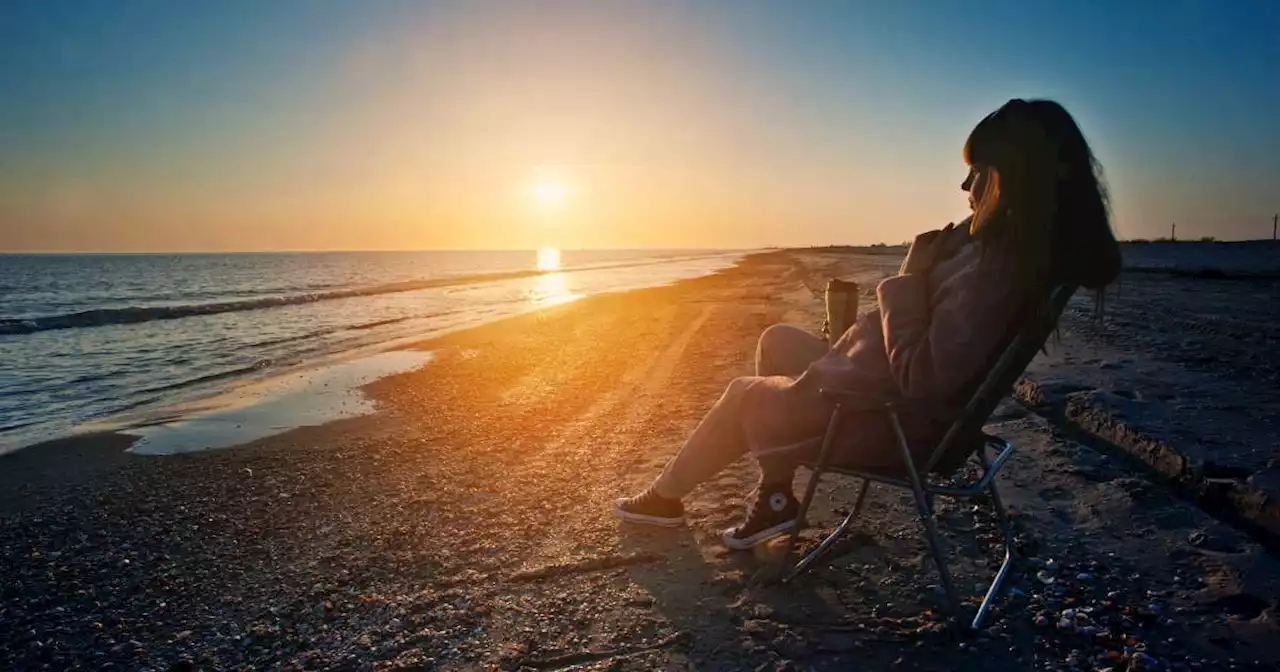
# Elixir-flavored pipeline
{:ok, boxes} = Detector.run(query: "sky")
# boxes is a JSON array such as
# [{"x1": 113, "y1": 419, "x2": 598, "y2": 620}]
[{"x1": 1, "y1": 0, "x2": 1276, "y2": 252}]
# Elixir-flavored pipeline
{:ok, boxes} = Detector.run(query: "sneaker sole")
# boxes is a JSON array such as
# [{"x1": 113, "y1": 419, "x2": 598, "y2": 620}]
[
  {"x1": 722, "y1": 519, "x2": 797, "y2": 550},
  {"x1": 612, "y1": 499, "x2": 685, "y2": 527}
]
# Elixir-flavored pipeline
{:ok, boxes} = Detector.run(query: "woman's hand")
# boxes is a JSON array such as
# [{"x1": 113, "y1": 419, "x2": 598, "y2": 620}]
[{"x1": 900, "y1": 222, "x2": 956, "y2": 275}]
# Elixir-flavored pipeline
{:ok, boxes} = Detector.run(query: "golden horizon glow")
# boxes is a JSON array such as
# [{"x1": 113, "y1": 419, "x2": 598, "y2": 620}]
[
  {"x1": 12, "y1": 3, "x2": 1273, "y2": 251},
  {"x1": 536, "y1": 246, "x2": 562, "y2": 271}
]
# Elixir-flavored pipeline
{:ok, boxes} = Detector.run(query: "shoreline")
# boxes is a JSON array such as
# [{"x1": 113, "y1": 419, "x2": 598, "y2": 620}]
[
  {"x1": 1, "y1": 252, "x2": 750, "y2": 460},
  {"x1": 14, "y1": 247, "x2": 1273, "y2": 540},
  {"x1": 3, "y1": 249, "x2": 1279, "y2": 670},
  {"x1": 0, "y1": 250, "x2": 749, "y2": 456}
]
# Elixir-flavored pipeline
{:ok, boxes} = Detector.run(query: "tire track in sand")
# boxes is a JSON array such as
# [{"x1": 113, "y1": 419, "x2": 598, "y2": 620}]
[
  {"x1": 510, "y1": 303, "x2": 683, "y2": 459},
  {"x1": 441, "y1": 303, "x2": 719, "y2": 658},
  {"x1": 504, "y1": 302, "x2": 713, "y2": 481},
  {"x1": 507, "y1": 303, "x2": 716, "y2": 575}
]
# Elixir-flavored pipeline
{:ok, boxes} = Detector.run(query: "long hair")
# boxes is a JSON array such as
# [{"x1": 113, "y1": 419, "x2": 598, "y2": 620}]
[{"x1": 963, "y1": 99, "x2": 1122, "y2": 301}]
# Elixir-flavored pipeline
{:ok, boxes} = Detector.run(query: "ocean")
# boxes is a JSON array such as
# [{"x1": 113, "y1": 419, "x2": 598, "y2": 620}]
[{"x1": 0, "y1": 249, "x2": 744, "y2": 453}]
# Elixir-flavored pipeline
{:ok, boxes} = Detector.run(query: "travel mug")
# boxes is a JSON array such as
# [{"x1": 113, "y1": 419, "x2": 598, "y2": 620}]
[{"x1": 825, "y1": 278, "x2": 859, "y2": 346}]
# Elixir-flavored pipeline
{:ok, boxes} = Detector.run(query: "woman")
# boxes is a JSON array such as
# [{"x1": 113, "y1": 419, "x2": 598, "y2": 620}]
[{"x1": 613, "y1": 98, "x2": 1122, "y2": 550}]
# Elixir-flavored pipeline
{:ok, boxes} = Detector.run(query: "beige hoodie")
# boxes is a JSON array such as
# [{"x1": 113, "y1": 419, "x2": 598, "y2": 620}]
[{"x1": 742, "y1": 234, "x2": 1023, "y2": 468}]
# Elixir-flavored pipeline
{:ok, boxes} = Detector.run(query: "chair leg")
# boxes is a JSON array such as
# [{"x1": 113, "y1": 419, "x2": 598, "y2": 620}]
[
  {"x1": 775, "y1": 405, "x2": 845, "y2": 581},
  {"x1": 784, "y1": 479, "x2": 869, "y2": 583},
  {"x1": 971, "y1": 451, "x2": 1016, "y2": 631},
  {"x1": 910, "y1": 480, "x2": 962, "y2": 622},
  {"x1": 978, "y1": 450, "x2": 1015, "y2": 543},
  {"x1": 888, "y1": 413, "x2": 962, "y2": 622}
]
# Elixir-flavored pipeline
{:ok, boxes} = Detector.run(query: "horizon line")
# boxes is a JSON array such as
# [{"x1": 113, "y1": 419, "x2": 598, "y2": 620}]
[
  {"x1": 2, "y1": 238, "x2": 1277, "y2": 255},
  {"x1": 0, "y1": 246, "x2": 765, "y2": 256}
]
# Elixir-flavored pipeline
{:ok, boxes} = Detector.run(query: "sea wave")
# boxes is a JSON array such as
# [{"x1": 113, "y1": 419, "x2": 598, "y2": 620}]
[
  {"x1": 0, "y1": 253, "x2": 734, "y2": 335},
  {"x1": 0, "y1": 270, "x2": 544, "y2": 335},
  {"x1": 136, "y1": 361, "x2": 275, "y2": 395}
]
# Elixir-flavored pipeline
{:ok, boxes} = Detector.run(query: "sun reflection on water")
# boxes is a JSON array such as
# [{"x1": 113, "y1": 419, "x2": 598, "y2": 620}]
[{"x1": 531, "y1": 271, "x2": 582, "y2": 307}]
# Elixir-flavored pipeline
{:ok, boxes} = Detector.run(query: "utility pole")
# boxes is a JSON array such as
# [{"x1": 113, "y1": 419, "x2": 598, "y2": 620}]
[{"x1": 1171, "y1": 222, "x2": 1176, "y2": 242}]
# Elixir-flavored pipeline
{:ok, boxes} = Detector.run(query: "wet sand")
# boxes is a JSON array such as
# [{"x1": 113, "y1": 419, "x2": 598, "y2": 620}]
[{"x1": 2, "y1": 250, "x2": 1278, "y2": 670}]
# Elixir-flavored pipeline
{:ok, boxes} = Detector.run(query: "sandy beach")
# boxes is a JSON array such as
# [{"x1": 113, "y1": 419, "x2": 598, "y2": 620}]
[{"x1": 3, "y1": 248, "x2": 1279, "y2": 671}]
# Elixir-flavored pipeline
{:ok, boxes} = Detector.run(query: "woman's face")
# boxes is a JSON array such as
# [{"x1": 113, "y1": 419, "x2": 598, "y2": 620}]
[{"x1": 961, "y1": 164, "x2": 991, "y2": 211}]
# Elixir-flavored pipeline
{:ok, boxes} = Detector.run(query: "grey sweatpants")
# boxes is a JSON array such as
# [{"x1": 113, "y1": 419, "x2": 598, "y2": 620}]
[{"x1": 651, "y1": 324, "x2": 829, "y2": 499}]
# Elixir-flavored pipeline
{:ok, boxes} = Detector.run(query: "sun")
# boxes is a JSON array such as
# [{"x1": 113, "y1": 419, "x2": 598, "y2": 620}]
[
  {"x1": 533, "y1": 181, "x2": 568, "y2": 205},
  {"x1": 536, "y1": 246, "x2": 561, "y2": 271}
]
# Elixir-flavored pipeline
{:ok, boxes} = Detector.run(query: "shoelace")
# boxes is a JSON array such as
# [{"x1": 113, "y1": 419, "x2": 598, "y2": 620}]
[
  {"x1": 631, "y1": 488, "x2": 674, "y2": 512},
  {"x1": 635, "y1": 489, "x2": 662, "y2": 508}
]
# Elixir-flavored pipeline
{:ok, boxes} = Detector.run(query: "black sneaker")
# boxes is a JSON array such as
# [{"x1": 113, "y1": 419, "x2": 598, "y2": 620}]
[
  {"x1": 613, "y1": 488, "x2": 685, "y2": 527},
  {"x1": 722, "y1": 486, "x2": 798, "y2": 550}
]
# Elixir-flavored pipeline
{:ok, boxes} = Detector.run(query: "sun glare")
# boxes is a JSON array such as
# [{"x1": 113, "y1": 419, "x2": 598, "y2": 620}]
[
  {"x1": 536, "y1": 246, "x2": 562, "y2": 271},
  {"x1": 530, "y1": 271, "x2": 581, "y2": 308},
  {"x1": 533, "y1": 181, "x2": 568, "y2": 205}
]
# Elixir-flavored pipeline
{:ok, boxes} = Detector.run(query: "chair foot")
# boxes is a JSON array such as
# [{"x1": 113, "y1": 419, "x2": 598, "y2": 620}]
[
  {"x1": 970, "y1": 547, "x2": 1014, "y2": 630},
  {"x1": 968, "y1": 477, "x2": 1017, "y2": 630},
  {"x1": 782, "y1": 480, "x2": 870, "y2": 583}
]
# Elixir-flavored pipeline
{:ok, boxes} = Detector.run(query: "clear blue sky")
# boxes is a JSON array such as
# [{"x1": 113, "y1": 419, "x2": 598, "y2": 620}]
[{"x1": 1, "y1": 0, "x2": 1276, "y2": 251}]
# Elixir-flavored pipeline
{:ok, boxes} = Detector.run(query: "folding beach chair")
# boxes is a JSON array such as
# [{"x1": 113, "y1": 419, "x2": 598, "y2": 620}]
[{"x1": 780, "y1": 284, "x2": 1078, "y2": 632}]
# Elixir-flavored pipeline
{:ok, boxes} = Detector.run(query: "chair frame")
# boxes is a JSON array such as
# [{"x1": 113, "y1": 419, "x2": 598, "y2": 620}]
[{"x1": 777, "y1": 285, "x2": 1077, "y2": 632}]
